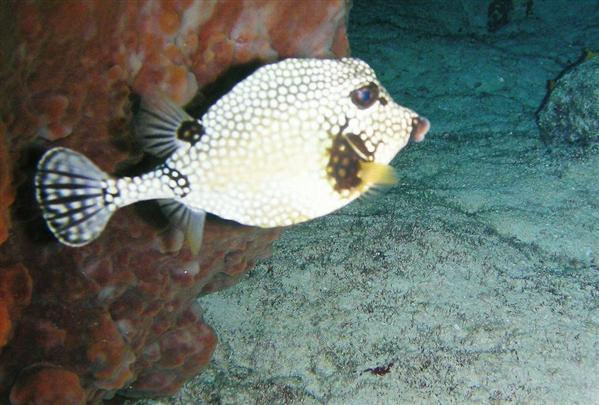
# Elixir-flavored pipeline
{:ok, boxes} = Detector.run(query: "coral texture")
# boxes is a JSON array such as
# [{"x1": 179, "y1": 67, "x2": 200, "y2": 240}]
[
  {"x1": 0, "y1": 0, "x2": 349, "y2": 402},
  {"x1": 9, "y1": 366, "x2": 86, "y2": 405},
  {"x1": 0, "y1": 124, "x2": 14, "y2": 245}
]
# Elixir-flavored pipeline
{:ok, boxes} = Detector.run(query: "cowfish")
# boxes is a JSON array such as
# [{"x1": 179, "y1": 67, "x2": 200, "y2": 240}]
[{"x1": 35, "y1": 58, "x2": 430, "y2": 251}]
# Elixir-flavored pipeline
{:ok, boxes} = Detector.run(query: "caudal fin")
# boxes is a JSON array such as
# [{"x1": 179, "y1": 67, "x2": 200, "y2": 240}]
[{"x1": 35, "y1": 147, "x2": 116, "y2": 246}]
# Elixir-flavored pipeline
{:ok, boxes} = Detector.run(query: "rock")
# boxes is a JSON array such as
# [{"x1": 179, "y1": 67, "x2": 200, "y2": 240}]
[{"x1": 537, "y1": 57, "x2": 599, "y2": 146}]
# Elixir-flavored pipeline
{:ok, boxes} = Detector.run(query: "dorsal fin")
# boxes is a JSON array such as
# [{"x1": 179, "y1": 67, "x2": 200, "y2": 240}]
[{"x1": 136, "y1": 95, "x2": 205, "y2": 158}]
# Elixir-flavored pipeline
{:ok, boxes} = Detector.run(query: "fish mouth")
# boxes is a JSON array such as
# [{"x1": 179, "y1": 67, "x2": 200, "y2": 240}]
[{"x1": 410, "y1": 116, "x2": 430, "y2": 143}]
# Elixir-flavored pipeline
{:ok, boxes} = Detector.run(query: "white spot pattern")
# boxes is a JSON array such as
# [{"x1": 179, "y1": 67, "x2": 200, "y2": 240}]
[{"x1": 131, "y1": 58, "x2": 423, "y2": 227}]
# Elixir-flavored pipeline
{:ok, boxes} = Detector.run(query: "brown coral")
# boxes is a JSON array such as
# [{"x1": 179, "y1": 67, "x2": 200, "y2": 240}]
[
  {"x1": 0, "y1": 0, "x2": 349, "y2": 402},
  {"x1": 0, "y1": 264, "x2": 32, "y2": 349},
  {"x1": 0, "y1": 124, "x2": 14, "y2": 246},
  {"x1": 9, "y1": 365, "x2": 86, "y2": 405}
]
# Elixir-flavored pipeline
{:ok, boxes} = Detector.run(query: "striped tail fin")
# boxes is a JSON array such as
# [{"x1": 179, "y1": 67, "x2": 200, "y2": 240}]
[{"x1": 35, "y1": 147, "x2": 118, "y2": 247}]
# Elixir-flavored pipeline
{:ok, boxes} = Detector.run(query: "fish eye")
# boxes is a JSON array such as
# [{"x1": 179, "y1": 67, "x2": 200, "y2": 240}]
[{"x1": 350, "y1": 82, "x2": 379, "y2": 109}]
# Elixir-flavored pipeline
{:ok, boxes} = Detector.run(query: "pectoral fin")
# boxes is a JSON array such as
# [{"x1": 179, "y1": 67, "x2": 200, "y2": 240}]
[{"x1": 359, "y1": 162, "x2": 397, "y2": 186}]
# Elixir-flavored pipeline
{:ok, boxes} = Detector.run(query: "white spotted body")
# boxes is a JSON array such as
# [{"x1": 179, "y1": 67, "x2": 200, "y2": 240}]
[{"x1": 36, "y1": 58, "x2": 429, "y2": 250}]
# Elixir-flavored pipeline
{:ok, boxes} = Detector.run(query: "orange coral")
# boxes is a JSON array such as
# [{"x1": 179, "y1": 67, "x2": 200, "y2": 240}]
[
  {"x1": 9, "y1": 366, "x2": 86, "y2": 405},
  {"x1": 0, "y1": 264, "x2": 32, "y2": 349}
]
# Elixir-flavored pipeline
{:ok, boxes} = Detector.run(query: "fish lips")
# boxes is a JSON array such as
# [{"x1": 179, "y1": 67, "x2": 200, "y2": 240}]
[{"x1": 410, "y1": 116, "x2": 430, "y2": 143}]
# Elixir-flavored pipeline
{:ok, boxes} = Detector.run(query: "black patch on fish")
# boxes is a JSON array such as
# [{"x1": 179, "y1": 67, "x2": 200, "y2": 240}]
[
  {"x1": 345, "y1": 133, "x2": 374, "y2": 161},
  {"x1": 326, "y1": 120, "x2": 375, "y2": 192},
  {"x1": 160, "y1": 165, "x2": 191, "y2": 198},
  {"x1": 328, "y1": 135, "x2": 361, "y2": 191},
  {"x1": 177, "y1": 120, "x2": 205, "y2": 145}
]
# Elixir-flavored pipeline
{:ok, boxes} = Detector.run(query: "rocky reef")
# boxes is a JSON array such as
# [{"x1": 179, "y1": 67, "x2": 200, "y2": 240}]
[
  {"x1": 537, "y1": 55, "x2": 599, "y2": 146},
  {"x1": 0, "y1": 0, "x2": 349, "y2": 403}
]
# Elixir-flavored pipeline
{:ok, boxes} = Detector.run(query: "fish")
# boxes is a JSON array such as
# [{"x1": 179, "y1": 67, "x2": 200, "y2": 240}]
[{"x1": 35, "y1": 57, "x2": 430, "y2": 252}]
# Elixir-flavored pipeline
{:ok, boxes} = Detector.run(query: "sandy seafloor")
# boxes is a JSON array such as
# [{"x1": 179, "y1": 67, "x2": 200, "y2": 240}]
[{"x1": 137, "y1": 1, "x2": 599, "y2": 404}]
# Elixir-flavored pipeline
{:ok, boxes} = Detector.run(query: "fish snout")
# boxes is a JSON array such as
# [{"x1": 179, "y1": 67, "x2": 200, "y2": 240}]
[{"x1": 410, "y1": 116, "x2": 430, "y2": 143}]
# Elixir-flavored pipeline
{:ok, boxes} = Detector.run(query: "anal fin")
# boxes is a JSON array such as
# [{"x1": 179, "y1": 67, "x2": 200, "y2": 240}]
[{"x1": 158, "y1": 199, "x2": 206, "y2": 254}]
